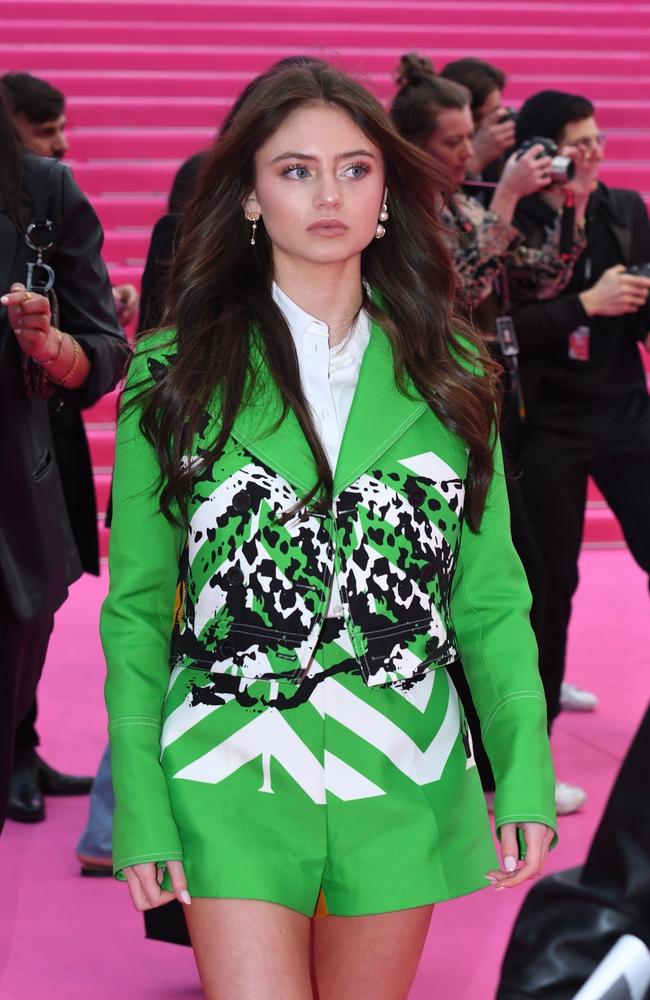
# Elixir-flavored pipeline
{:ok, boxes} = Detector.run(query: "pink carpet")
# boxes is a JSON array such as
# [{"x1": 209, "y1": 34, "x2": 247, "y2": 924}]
[{"x1": 0, "y1": 549, "x2": 648, "y2": 999}]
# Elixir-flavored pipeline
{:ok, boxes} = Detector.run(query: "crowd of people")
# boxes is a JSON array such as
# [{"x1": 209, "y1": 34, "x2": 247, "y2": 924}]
[{"x1": 1, "y1": 50, "x2": 649, "y2": 1000}]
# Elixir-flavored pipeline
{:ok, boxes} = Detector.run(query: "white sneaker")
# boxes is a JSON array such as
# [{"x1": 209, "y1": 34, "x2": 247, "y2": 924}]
[
  {"x1": 560, "y1": 682, "x2": 599, "y2": 712},
  {"x1": 555, "y1": 780, "x2": 587, "y2": 815}
]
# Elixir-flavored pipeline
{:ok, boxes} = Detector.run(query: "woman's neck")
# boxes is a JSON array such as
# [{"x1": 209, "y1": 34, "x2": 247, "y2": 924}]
[{"x1": 273, "y1": 255, "x2": 364, "y2": 347}]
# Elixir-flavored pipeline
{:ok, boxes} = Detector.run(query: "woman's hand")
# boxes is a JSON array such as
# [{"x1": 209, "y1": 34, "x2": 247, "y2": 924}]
[
  {"x1": 500, "y1": 145, "x2": 554, "y2": 200},
  {"x1": 486, "y1": 822, "x2": 555, "y2": 890},
  {"x1": 2, "y1": 280, "x2": 91, "y2": 387},
  {"x1": 489, "y1": 146, "x2": 553, "y2": 224},
  {"x1": 469, "y1": 107, "x2": 516, "y2": 174},
  {"x1": 1, "y1": 282, "x2": 59, "y2": 362},
  {"x1": 123, "y1": 859, "x2": 191, "y2": 911}
]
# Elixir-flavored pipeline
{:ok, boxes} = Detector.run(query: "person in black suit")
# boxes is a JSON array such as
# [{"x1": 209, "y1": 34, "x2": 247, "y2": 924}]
[
  {"x1": 511, "y1": 91, "x2": 650, "y2": 740},
  {"x1": 0, "y1": 90, "x2": 127, "y2": 831},
  {"x1": 1, "y1": 71, "x2": 134, "y2": 822}
]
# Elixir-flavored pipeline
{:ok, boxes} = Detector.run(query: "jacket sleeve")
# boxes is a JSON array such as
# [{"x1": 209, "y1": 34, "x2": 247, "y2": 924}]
[
  {"x1": 506, "y1": 215, "x2": 586, "y2": 304},
  {"x1": 512, "y1": 292, "x2": 588, "y2": 355},
  {"x1": 450, "y1": 439, "x2": 557, "y2": 838},
  {"x1": 50, "y1": 163, "x2": 129, "y2": 409},
  {"x1": 101, "y1": 334, "x2": 186, "y2": 876}
]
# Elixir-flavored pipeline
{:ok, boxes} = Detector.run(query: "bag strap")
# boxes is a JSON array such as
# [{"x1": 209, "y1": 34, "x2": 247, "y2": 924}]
[{"x1": 29, "y1": 155, "x2": 59, "y2": 223}]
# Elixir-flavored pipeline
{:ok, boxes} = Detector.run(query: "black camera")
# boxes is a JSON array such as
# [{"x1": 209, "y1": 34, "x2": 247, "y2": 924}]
[
  {"x1": 626, "y1": 263, "x2": 650, "y2": 278},
  {"x1": 497, "y1": 107, "x2": 518, "y2": 124},
  {"x1": 515, "y1": 136, "x2": 576, "y2": 184}
]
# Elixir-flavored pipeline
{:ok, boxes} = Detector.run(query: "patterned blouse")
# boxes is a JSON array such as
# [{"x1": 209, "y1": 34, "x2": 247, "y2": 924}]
[{"x1": 442, "y1": 191, "x2": 586, "y2": 312}]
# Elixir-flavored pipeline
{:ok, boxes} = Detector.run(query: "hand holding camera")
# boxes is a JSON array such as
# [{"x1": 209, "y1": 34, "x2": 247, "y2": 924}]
[
  {"x1": 579, "y1": 264, "x2": 650, "y2": 318},
  {"x1": 469, "y1": 106, "x2": 517, "y2": 174},
  {"x1": 489, "y1": 143, "x2": 554, "y2": 223}
]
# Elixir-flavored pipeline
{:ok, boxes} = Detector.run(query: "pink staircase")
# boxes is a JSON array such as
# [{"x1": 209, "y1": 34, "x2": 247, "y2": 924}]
[{"x1": 2, "y1": 0, "x2": 649, "y2": 555}]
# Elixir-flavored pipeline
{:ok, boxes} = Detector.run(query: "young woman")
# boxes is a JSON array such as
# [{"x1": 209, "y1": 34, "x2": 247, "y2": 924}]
[{"x1": 102, "y1": 59, "x2": 556, "y2": 1000}]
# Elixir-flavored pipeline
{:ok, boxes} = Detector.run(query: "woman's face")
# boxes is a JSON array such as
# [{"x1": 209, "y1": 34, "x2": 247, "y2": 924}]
[
  {"x1": 247, "y1": 103, "x2": 386, "y2": 269},
  {"x1": 424, "y1": 106, "x2": 474, "y2": 191}
]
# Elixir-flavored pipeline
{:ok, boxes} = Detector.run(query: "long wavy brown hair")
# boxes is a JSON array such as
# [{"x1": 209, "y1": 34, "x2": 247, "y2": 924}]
[{"x1": 131, "y1": 58, "x2": 500, "y2": 532}]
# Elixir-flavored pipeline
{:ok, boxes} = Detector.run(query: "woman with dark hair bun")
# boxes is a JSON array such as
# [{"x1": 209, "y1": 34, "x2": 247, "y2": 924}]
[{"x1": 102, "y1": 59, "x2": 556, "y2": 998}]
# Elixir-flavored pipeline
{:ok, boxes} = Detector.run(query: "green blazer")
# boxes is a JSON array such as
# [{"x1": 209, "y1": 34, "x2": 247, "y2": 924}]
[{"x1": 102, "y1": 322, "x2": 556, "y2": 874}]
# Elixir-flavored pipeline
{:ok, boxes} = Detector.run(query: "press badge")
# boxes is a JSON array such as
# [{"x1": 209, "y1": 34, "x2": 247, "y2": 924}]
[
  {"x1": 495, "y1": 316, "x2": 519, "y2": 357},
  {"x1": 568, "y1": 326, "x2": 591, "y2": 362}
]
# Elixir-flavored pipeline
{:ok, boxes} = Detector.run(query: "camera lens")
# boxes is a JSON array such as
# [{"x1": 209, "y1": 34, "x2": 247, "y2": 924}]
[{"x1": 550, "y1": 156, "x2": 576, "y2": 183}]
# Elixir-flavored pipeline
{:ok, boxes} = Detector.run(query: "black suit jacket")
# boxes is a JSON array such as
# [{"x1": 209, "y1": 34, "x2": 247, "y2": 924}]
[
  {"x1": 0, "y1": 154, "x2": 127, "y2": 619},
  {"x1": 512, "y1": 183, "x2": 650, "y2": 416}
]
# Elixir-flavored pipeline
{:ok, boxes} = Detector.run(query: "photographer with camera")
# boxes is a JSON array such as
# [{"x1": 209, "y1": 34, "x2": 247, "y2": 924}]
[
  {"x1": 391, "y1": 57, "x2": 589, "y2": 816},
  {"x1": 511, "y1": 91, "x2": 650, "y2": 767},
  {"x1": 441, "y1": 57, "x2": 515, "y2": 181}
]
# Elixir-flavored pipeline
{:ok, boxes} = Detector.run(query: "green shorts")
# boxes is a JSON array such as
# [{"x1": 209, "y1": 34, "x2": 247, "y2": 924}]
[{"x1": 159, "y1": 618, "x2": 497, "y2": 916}]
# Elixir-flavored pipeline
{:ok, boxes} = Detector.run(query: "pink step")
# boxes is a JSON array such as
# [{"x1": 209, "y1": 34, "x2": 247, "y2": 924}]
[
  {"x1": 92, "y1": 195, "x2": 166, "y2": 230},
  {"x1": 68, "y1": 127, "x2": 212, "y2": 160},
  {"x1": 107, "y1": 265, "x2": 142, "y2": 289},
  {"x1": 33, "y1": 69, "x2": 650, "y2": 105},
  {"x1": 587, "y1": 478, "x2": 604, "y2": 503},
  {"x1": 5, "y1": 0, "x2": 650, "y2": 30},
  {"x1": 70, "y1": 160, "x2": 178, "y2": 195},
  {"x1": 3, "y1": 44, "x2": 648, "y2": 78},
  {"x1": 67, "y1": 96, "x2": 231, "y2": 129},
  {"x1": 93, "y1": 471, "x2": 113, "y2": 515},
  {"x1": 102, "y1": 230, "x2": 153, "y2": 267},
  {"x1": 99, "y1": 522, "x2": 110, "y2": 559},
  {"x1": 599, "y1": 163, "x2": 650, "y2": 188},
  {"x1": 84, "y1": 388, "x2": 120, "y2": 425},
  {"x1": 4, "y1": 20, "x2": 650, "y2": 51},
  {"x1": 63, "y1": 94, "x2": 650, "y2": 132},
  {"x1": 583, "y1": 505, "x2": 625, "y2": 546},
  {"x1": 87, "y1": 428, "x2": 115, "y2": 471}
]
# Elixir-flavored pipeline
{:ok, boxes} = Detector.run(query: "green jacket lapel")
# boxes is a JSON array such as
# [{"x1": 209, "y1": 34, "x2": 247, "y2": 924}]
[
  {"x1": 229, "y1": 340, "x2": 317, "y2": 498},
  {"x1": 228, "y1": 320, "x2": 428, "y2": 502},
  {"x1": 333, "y1": 320, "x2": 428, "y2": 497}
]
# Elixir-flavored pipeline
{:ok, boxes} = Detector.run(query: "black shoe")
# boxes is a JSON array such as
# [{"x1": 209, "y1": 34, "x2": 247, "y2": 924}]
[
  {"x1": 34, "y1": 752, "x2": 93, "y2": 796},
  {"x1": 7, "y1": 752, "x2": 46, "y2": 823}
]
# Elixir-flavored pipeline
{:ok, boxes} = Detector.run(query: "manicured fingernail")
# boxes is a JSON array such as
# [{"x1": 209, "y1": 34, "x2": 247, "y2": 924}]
[
  {"x1": 485, "y1": 875, "x2": 498, "y2": 883},
  {"x1": 180, "y1": 890, "x2": 192, "y2": 905},
  {"x1": 494, "y1": 886, "x2": 506, "y2": 892},
  {"x1": 1, "y1": 296, "x2": 8, "y2": 304},
  {"x1": 504, "y1": 856, "x2": 517, "y2": 872}
]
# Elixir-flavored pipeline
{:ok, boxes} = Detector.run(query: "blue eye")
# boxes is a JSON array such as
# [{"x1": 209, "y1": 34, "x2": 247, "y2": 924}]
[
  {"x1": 282, "y1": 164, "x2": 311, "y2": 179},
  {"x1": 344, "y1": 162, "x2": 370, "y2": 178}
]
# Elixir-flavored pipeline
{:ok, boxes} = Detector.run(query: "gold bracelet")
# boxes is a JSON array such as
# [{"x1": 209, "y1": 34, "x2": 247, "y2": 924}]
[
  {"x1": 51, "y1": 336, "x2": 81, "y2": 387},
  {"x1": 38, "y1": 328, "x2": 64, "y2": 367}
]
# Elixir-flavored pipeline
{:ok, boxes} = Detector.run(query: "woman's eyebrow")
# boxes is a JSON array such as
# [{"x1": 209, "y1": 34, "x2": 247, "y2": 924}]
[{"x1": 270, "y1": 149, "x2": 377, "y2": 164}]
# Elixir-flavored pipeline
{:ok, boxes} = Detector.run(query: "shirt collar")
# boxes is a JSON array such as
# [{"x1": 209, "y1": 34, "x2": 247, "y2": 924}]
[{"x1": 272, "y1": 281, "x2": 371, "y2": 359}]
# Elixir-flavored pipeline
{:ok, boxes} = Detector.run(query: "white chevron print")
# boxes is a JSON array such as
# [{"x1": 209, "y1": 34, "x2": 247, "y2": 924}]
[{"x1": 168, "y1": 675, "x2": 460, "y2": 801}]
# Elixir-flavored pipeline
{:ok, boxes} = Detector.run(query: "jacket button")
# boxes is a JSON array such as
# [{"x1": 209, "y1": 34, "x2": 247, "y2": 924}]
[
  {"x1": 408, "y1": 487, "x2": 426, "y2": 508},
  {"x1": 218, "y1": 639, "x2": 235, "y2": 657},
  {"x1": 226, "y1": 566, "x2": 244, "y2": 586},
  {"x1": 232, "y1": 490, "x2": 252, "y2": 512},
  {"x1": 419, "y1": 563, "x2": 436, "y2": 584}
]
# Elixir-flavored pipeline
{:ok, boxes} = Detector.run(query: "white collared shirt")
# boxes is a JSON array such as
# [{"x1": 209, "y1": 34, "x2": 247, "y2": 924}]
[{"x1": 272, "y1": 282, "x2": 371, "y2": 617}]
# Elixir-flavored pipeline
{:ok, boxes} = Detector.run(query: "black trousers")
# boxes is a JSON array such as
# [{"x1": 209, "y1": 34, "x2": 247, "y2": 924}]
[
  {"x1": 519, "y1": 390, "x2": 650, "y2": 726},
  {"x1": 0, "y1": 601, "x2": 53, "y2": 832}
]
